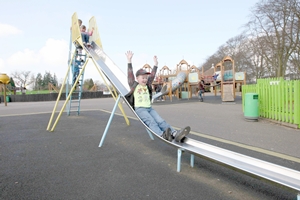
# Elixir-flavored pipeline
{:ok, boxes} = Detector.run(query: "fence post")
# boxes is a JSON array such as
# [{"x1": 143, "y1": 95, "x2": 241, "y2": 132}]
[{"x1": 295, "y1": 80, "x2": 300, "y2": 128}]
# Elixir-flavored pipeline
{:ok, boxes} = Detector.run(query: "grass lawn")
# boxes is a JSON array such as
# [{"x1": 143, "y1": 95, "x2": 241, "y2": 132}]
[{"x1": 4, "y1": 90, "x2": 55, "y2": 95}]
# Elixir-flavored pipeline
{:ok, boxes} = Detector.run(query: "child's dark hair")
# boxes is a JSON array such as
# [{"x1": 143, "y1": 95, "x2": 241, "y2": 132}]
[{"x1": 81, "y1": 25, "x2": 86, "y2": 29}]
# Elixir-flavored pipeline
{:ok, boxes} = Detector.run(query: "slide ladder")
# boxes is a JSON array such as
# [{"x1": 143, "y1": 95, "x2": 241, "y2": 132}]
[
  {"x1": 67, "y1": 51, "x2": 86, "y2": 115},
  {"x1": 47, "y1": 12, "x2": 130, "y2": 133}
]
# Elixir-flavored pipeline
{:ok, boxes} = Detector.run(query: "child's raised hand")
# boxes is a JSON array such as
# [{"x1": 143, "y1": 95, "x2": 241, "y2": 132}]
[{"x1": 126, "y1": 51, "x2": 134, "y2": 63}]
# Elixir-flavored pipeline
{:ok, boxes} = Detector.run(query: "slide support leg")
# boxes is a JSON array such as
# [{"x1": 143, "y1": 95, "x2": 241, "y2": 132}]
[{"x1": 98, "y1": 94, "x2": 121, "y2": 147}]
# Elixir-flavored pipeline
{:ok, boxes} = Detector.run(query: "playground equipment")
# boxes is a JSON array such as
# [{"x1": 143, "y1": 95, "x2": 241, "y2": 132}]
[
  {"x1": 153, "y1": 59, "x2": 196, "y2": 101},
  {"x1": 205, "y1": 56, "x2": 246, "y2": 102},
  {"x1": 47, "y1": 13, "x2": 129, "y2": 132},
  {"x1": 154, "y1": 60, "x2": 225, "y2": 101},
  {"x1": 187, "y1": 65, "x2": 202, "y2": 98},
  {"x1": 152, "y1": 72, "x2": 186, "y2": 102},
  {"x1": 47, "y1": 13, "x2": 300, "y2": 198},
  {"x1": 155, "y1": 65, "x2": 177, "y2": 101},
  {"x1": 142, "y1": 63, "x2": 187, "y2": 102},
  {"x1": 220, "y1": 56, "x2": 246, "y2": 102},
  {"x1": 48, "y1": 83, "x2": 59, "y2": 93},
  {"x1": 141, "y1": 63, "x2": 152, "y2": 73},
  {"x1": 0, "y1": 77, "x2": 15, "y2": 95},
  {"x1": 0, "y1": 84, "x2": 11, "y2": 93},
  {"x1": 0, "y1": 73, "x2": 10, "y2": 106},
  {"x1": 211, "y1": 59, "x2": 235, "y2": 101},
  {"x1": 175, "y1": 59, "x2": 190, "y2": 99},
  {"x1": 89, "y1": 84, "x2": 98, "y2": 91},
  {"x1": 220, "y1": 56, "x2": 235, "y2": 101},
  {"x1": 84, "y1": 31, "x2": 300, "y2": 197}
]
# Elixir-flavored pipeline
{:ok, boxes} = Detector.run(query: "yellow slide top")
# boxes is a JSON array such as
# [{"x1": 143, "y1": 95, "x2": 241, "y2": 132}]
[{"x1": 71, "y1": 12, "x2": 103, "y2": 49}]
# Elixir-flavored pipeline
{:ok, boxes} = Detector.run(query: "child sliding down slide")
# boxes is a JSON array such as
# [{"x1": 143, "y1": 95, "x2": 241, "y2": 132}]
[{"x1": 124, "y1": 51, "x2": 190, "y2": 142}]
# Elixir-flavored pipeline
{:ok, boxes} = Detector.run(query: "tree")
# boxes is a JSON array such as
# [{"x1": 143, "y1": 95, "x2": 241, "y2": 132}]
[
  {"x1": 34, "y1": 73, "x2": 43, "y2": 90},
  {"x1": 10, "y1": 71, "x2": 34, "y2": 93},
  {"x1": 246, "y1": 0, "x2": 300, "y2": 77},
  {"x1": 6, "y1": 77, "x2": 16, "y2": 94},
  {"x1": 52, "y1": 74, "x2": 58, "y2": 86},
  {"x1": 200, "y1": 34, "x2": 256, "y2": 82},
  {"x1": 43, "y1": 71, "x2": 52, "y2": 89},
  {"x1": 83, "y1": 78, "x2": 94, "y2": 90}
]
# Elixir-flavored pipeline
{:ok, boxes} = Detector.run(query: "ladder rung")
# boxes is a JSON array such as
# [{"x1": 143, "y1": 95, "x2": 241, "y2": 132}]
[{"x1": 70, "y1": 105, "x2": 79, "y2": 108}]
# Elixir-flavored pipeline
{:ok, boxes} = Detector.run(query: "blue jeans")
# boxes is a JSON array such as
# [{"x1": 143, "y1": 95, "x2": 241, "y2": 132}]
[
  {"x1": 72, "y1": 64, "x2": 80, "y2": 85},
  {"x1": 81, "y1": 32, "x2": 89, "y2": 43},
  {"x1": 199, "y1": 90, "x2": 204, "y2": 98},
  {"x1": 135, "y1": 107, "x2": 175, "y2": 136}
]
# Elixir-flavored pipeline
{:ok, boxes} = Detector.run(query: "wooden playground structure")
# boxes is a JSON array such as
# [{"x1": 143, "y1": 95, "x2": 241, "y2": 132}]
[
  {"x1": 150, "y1": 59, "x2": 190, "y2": 101},
  {"x1": 48, "y1": 83, "x2": 60, "y2": 93},
  {"x1": 0, "y1": 84, "x2": 11, "y2": 93},
  {"x1": 143, "y1": 56, "x2": 246, "y2": 102},
  {"x1": 211, "y1": 56, "x2": 246, "y2": 102}
]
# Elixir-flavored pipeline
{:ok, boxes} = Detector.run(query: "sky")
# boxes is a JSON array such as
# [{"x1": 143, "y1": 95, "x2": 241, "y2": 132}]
[{"x1": 0, "y1": 0, "x2": 259, "y2": 87}]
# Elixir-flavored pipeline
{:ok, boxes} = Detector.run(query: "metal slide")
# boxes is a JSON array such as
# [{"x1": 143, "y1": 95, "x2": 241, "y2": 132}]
[
  {"x1": 85, "y1": 41, "x2": 190, "y2": 146},
  {"x1": 84, "y1": 42, "x2": 300, "y2": 193},
  {"x1": 152, "y1": 72, "x2": 186, "y2": 101}
]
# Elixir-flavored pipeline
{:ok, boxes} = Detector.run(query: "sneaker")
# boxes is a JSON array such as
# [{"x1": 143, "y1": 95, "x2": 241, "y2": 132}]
[
  {"x1": 171, "y1": 131, "x2": 176, "y2": 140},
  {"x1": 84, "y1": 42, "x2": 93, "y2": 48},
  {"x1": 161, "y1": 128, "x2": 172, "y2": 141},
  {"x1": 161, "y1": 99, "x2": 165, "y2": 101},
  {"x1": 174, "y1": 126, "x2": 191, "y2": 142}
]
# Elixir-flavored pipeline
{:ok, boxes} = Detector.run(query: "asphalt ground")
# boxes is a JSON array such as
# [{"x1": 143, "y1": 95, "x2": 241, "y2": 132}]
[{"x1": 1, "y1": 93, "x2": 300, "y2": 199}]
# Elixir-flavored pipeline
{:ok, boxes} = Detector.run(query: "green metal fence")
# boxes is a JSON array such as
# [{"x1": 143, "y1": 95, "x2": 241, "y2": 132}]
[{"x1": 242, "y1": 78, "x2": 300, "y2": 128}]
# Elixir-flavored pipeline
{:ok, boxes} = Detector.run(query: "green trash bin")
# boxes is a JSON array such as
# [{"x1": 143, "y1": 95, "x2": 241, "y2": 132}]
[
  {"x1": 6, "y1": 96, "x2": 11, "y2": 102},
  {"x1": 244, "y1": 93, "x2": 259, "y2": 121}
]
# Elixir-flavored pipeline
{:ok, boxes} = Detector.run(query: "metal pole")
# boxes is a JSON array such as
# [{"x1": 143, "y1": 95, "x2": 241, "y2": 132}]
[
  {"x1": 146, "y1": 129, "x2": 154, "y2": 140},
  {"x1": 190, "y1": 154, "x2": 194, "y2": 168},
  {"x1": 177, "y1": 148, "x2": 182, "y2": 172},
  {"x1": 91, "y1": 59, "x2": 130, "y2": 126},
  {"x1": 46, "y1": 61, "x2": 72, "y2": 131},
  {"x1": 4, "y1": 84, "x2": 7, "y2": 106},
  {"x1": 49, "y1": 60, "x2": 89, "y2": 132},
  {"x1": 99, "y1": 94, "x2": 121, "y2": 147}
]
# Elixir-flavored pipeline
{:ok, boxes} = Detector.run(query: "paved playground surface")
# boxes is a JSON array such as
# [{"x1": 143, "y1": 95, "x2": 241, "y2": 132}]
[{"x1": 1, "y1": 93, "x2": 299, "y2": 199}]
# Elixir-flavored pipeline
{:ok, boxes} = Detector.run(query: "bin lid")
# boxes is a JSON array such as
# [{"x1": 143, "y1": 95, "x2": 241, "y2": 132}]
[{"x1": 245, "y1": 93, "x2": 258, "y2": 96}]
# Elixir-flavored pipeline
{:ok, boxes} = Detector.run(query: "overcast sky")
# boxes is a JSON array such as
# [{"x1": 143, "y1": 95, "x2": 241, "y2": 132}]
[{"x1": 0, "y1": 0, "x2": 259, "y2": 86}]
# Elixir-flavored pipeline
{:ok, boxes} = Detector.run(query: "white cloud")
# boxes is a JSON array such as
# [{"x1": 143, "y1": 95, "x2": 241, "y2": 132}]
[
  {"x1": 5, "y1": 39, "x2": 69, "y2": 81},
  {"x1": 39, "y1": 38, "x2": 69, "y2": 66},
  {"x1": 4, "y1": 38, "x2": 120, "y2": 84},
  {"x1": 0, "y1": 23, "x2": 22, "y2": 37},
  {"x1": 7, "y1": 49, "x2": 39, "y2": 66},
  {"x1": 0, "y1": 58, "x2": 4, "y2": 72}
]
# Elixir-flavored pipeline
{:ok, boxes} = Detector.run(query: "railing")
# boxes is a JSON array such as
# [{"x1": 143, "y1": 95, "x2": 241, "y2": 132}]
[{"x1": 242, "y1": 78, "x2": 300, "y2": 128}]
